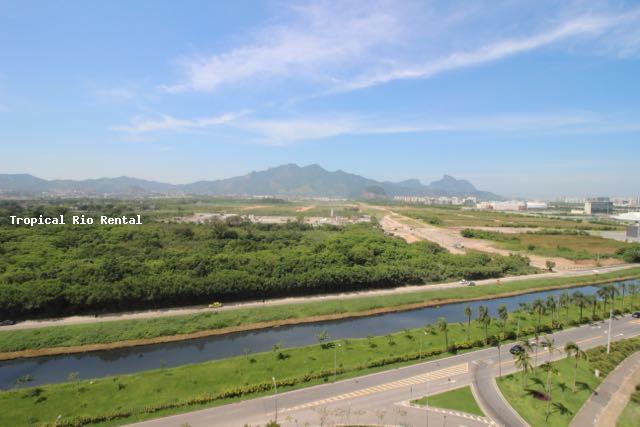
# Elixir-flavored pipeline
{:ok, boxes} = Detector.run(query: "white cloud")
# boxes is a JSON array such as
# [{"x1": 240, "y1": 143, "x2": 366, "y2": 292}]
[
  {"x1": 113, "y1": 109, "x2": 640, "y2": 144},
  {"x1": 112, "y1": 112, "x2": 242, "y2": 135},
  {"x1": 163, "y1": 2, "x2": 640, "y2": 95},
  {"x1": 163, "y1": 1, "x2": 407, "y2": 92},
  {"x1": 338, "y1": 14, "x2": 622, "y2": 91}
]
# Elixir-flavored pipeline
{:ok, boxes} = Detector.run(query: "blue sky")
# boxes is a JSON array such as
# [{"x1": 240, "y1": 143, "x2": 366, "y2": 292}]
[{"x1": 0, "y1": 0, "x2": 639, "y2": 198}]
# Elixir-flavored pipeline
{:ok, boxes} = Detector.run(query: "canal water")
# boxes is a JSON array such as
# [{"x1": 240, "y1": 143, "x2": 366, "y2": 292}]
[{"x1": 1, "y1": 279, "x2": 637, "y2": 389}]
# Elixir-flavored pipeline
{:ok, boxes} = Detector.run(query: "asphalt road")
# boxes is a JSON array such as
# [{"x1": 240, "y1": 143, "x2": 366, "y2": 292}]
[
  {"x1": 4, "y1": 264, "x2": 634, "y2": 331},
  {"x1": 127, "y1": 314, "x2": 640, "y2": 427}
]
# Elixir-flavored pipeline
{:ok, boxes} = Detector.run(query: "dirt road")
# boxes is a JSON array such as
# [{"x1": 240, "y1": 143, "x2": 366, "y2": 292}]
[{"x1": 377, "y1": 210, "x2": 624, "y2": 270}]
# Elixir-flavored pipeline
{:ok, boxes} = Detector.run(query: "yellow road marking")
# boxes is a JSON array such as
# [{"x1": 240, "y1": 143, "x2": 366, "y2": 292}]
[
  {"x1": 576, "y1": 336, "x2": 601, "y2": 345},
  {"x1": 281, "y1": 362, "x2": 468, "y2": 413}
]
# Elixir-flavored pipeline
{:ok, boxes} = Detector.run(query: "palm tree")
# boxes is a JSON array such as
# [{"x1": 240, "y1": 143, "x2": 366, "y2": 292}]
[
  {"x1": 477, "y1": 305, "x2": 490, "y2": 344},
  {"x1": 588, "y1": 295, "x2": 597, "y2": 319},
  {"x1": 532, "y1": 298, "x2": 546, "y2": 333},
  {"x1": 436, "y1": 317, "x2": 449, "y2": 351},
  {"x1": 620, "y1": 283, "x2": 627, "y2": 311},
  {"x1": 559, "y1": 292, "x2": 570, "y2": 321},
  {"x1": 498, "y1": 304, "x2": 508, "y2": 338},
  {"x1": 514, "y1": 344, "x2": 533, "y2": 390},
  {"x1": 572, "y1": 291, "x2": 586, "y2": 322},
  {"x1": 629, "y1": 284, "x2": 639, "y2": 308},
  {"x1": 564, "y1": 341, "x2": 588, "y2": 392},
  {"x1": 541, "y1": 361, "x2": 558, "y2": 422},
  {"x1": 597, "y1": 287, "x2": 610, "y2": 318},
  {"x1": 464, "y1": 305, "x2": 472, "y2": 341},
  {"x1": 546, "y1": 295, "x2": 557, "y2": 325}
]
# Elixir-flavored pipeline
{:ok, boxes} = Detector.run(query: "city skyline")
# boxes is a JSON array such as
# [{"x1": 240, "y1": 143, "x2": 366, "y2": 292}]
[{"x1": 1, "y1": 0, "x2": 639, "y2": 198}]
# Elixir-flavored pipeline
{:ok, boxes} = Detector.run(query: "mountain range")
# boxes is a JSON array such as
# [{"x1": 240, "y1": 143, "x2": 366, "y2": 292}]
[{"x1": 0, "y1": 164, "x2": 503, "y2": 199}]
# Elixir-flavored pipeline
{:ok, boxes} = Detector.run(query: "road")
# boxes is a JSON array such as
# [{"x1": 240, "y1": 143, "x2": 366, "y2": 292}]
[
  {"x1": 127, "y1": 314, "x2": 640, "y2": 427},
  {"x1": 3, "y1": 264, "x2": 635, "y2": 332}
]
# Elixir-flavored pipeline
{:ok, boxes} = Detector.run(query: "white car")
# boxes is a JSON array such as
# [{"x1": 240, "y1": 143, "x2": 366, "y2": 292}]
[{"x1": 458, "y1": 279, "x2": 469, "y2": 285}]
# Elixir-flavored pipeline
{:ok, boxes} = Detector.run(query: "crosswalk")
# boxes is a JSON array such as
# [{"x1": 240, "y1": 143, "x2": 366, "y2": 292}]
[{"x1": 281, "y1": 362, "x2": 468, "y2": 413}]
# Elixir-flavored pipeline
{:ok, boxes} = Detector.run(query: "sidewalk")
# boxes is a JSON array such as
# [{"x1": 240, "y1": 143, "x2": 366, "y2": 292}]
[{"x1": 569, "y1": 351, "x2": 640, "y2": 427}]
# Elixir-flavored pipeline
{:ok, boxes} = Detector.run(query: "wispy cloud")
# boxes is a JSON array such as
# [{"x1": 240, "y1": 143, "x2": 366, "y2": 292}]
[
  {"x1": 113, "y1": 109, "x2": 640, "y2": 145},
  {"x1": 163, "y1": 0, "x2": 407, "y2": 93},
  {"x1": 163, "y1": 2, "x2": 640, "y2": 95},
  {"x1": 112, "y1": 112, "x2": 243, "y2": 135}
]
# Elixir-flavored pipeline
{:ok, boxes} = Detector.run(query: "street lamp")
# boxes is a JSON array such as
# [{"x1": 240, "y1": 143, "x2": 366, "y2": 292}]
[
  {"x1": 334, "y1": 343, "x2": 342, "y2": 381},
  {"x1": 420, "y1": 331, "x2": 428, "y2": 359},
  {"x1": 272, "y1": 376, "x2": 278, "y2": 422},
  {"x1": 606, "y1": 306, "x2": 613, "y2": 354}
]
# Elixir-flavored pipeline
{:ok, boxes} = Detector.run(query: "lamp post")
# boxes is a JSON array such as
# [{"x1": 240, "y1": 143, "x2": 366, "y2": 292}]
[
  {"x1": 272, "y1": 376, "x2": 278, "y2": 422},
  {"x1": 606, "y1": 307, "x2": 613, "y2": 354},
  {"x1": 334, "y1": 343, "x2": 342, "y2": 381}
]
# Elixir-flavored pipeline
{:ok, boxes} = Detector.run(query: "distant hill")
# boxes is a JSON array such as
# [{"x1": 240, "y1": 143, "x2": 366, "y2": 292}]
[{"x1": 0, "y1": 164, "x2": 503, "y2": 200}]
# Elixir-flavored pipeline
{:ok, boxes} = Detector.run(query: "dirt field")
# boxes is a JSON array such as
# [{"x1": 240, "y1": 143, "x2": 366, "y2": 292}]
[{"x1": 376, "y1": 208, "x2": 624, "y2": 270}]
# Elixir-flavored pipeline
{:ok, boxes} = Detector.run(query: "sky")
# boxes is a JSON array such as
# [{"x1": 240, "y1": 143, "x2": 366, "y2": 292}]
[{"x1": 0, "y1": 0, "x2": 639, "y2": 199}]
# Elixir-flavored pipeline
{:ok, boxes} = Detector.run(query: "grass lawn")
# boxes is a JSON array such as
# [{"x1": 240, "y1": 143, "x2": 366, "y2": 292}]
[
  {"x1": 2, "y1": 267, "x2": 640, "y2": 355},
  {"x1": 617, "y1": 384, "x2": 640, "y2": 427},
  {"x1": 412, "y1": 385, "x2": 484, "y2": 416},
  {"x1": 2, "y1": 297, "x2": 640, "y2": 427},
  {"x1": 490, "y1": 233, "x2": 627, "y2": 260},
  {"x1": 498, "y1": 337, "x2": 640, "y2": 427}
]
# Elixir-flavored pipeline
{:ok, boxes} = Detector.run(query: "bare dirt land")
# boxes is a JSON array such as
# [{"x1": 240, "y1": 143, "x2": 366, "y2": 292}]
[{"x1": 377, "y1": 209, "x2": 624, "y2": 270}]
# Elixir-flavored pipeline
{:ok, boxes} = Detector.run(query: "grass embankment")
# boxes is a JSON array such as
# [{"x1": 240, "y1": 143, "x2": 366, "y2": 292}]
[
  {"x1": 412, "y1": 385, "x2": 484, "y2": 416},
  {"x1": 498, "y1": 337, "x2": 640, "y2": 427},
  {"x1": 460, "y1": 229, "x2": 630, "y2": 261},
  {"x1": 617, "y1": 384, "x2": 640, "y2": 427},
  {"x1": 2, "y1": 295, "x2": 640, "y2": 427},
  {"x1": 2, "y1": 267, "x2": 640, "y2": 357}
]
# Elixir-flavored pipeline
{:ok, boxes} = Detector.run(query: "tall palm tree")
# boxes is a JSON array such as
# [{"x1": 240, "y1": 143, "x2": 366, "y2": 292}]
[
  {"x1": 436, "y1": 317, "x2": 449, "y2": 351},
  {"x1": 620, "y1": 283, "x2": 627, "y2": 311},
  {"x1": 572, "y1": 291, "x2": 586, "y2": 322},
  {"x1": 564, "y1": 341, "x2": 588, "y2": 392},
  {"x1": 629, "y1": 284, "x2": 639, "y2": 308},
  {"x1": 541, "y1": 361, "x2": 558, "y2": 422},
  {"x1": 514, "y1": 344, "x2": 533, "y2": 390},
  {"x1": 532, "y1": 298, "x2": 546, "y2": 333},
  {"x1": 464, "y1": 305, "x2": 472, "y2": 341},
  {"x1": 546, "y1": 295, "x2": 557, "y2": 325},
  {"x1": 498, "y1": 304, "x2": 508, "y2": 337},
  {"x1": 597, "y1": 287, "x2": 609, "y2": 317},
  {"x1": 477, "y1": 305, "x2": 490, "y2": 344},
  {"x1": 588, "y1": 295, "x2": 597, "y2": 319},
  {"x1": 559, "y1": 292, "x2": 570, "y2": 321}
]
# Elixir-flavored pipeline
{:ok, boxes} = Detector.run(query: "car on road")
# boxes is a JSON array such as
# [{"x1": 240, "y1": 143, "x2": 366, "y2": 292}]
[
  {"x1": 0, "y1": 320, "x2": 16, "y2": 326},
  {"x1": 458, "y1": 279, "x2": 469, "y2": 285},
  {"x1": 510, "y1": 344, "x2": 524, "y2": 355},
  {"x1": 467, "y1": 281, "x2": 476, "y2": 286},
  {"x1": 208, "y1": 302, "x2": 223, "y2": 308},
  {"x1": 453, "y1": 243, "x2": 465, "y2": 249},
  {"x1": 633, "y1": 311, "x2": 640, "y2": 318}
]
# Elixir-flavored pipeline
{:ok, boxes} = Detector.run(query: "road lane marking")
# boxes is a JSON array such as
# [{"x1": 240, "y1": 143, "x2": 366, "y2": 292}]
[
  {"x1": 576, "y1": 336, "x2": 601, "y2": 345},
  {"x1": 281, "y1": 362, "x2": 468, "y2": 413}
]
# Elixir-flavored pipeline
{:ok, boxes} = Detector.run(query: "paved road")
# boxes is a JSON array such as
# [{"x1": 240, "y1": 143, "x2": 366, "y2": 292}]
[
  {"x1": 471, "y1": 360, "x2": 528, "y2": 427},
  {"x1": 4, "y1": 264, "x2": 634, "y2": 332},
  {"x1": 570, "y1": 350, "x2": 640, "y2": 427},
  {"x1": 127, "y1": 314, "x2": 640, "y2": 427}
]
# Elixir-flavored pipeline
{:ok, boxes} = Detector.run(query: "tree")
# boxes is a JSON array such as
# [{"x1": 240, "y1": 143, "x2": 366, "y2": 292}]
[
  {"x1": 546, "y1": 295, "x2": 557, "y2": 326},
  {"x1": 532, "y1": 298, "x2": 546, "y2": 334},
  {"x1": 588, "y1": 295, "x2": 598, "y2": 319},
  {"x1": 559, "y1": 292, "x2": 570, "y2": 321},
  {"x1": 564, "y1": 341, "x2": 587, "y2": 392},
  {"x1": 514, "y1": 343, "x2": 533, "y2": 390},
  {"x1": 464, "y1": 305, "x2": 472, "y2": 341},
  {"x1": 545, "y1": 260, "x2": 556, "y2": 271},
  {"x1": 572, "y1": 291, "x2": 587, "y2": 322},
  {"x1": 436, "y1": 317, "x2": 449, "y2": 350},
  {"x1": 498, "y1": 304, "x2": 508, "y2": 337},
  {"x1": 620, "y1": 283, "x2": 627, "y2": 311},
  {"x1": 477, "y1": 305, "x2": 490, "y2": 344},
  {"x1": 541, "y1": 361, "x2": 558, "y2": 422}
]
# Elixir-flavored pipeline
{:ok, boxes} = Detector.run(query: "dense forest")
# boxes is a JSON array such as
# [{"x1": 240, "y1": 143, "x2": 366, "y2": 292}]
[{"x1": 0, "y1": 202, "x2": 535, "y2": 318}]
